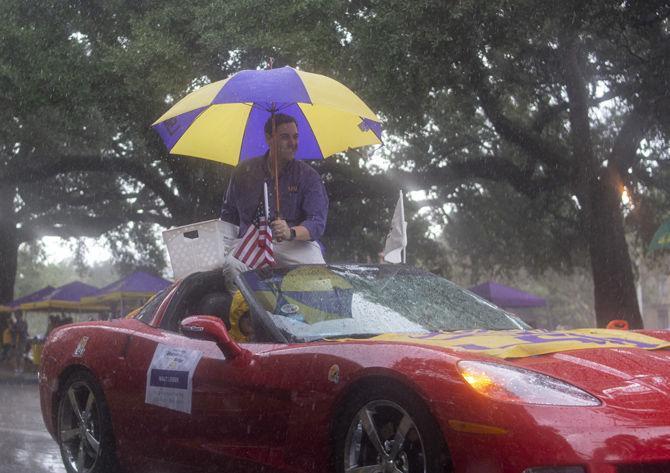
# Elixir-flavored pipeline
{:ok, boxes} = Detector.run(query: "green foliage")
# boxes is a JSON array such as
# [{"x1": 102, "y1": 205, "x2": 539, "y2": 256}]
[
  {"x1": 0, "y1": 0, "x2": 231, "y2": 299},
  {"x1": 2, "y1": 0, "x2": 669, "y2": 327},
  {"x1": 205, "y1": 0, "x2": 669, "y2": 327},
  {"x1": 316, "y1": 156, "x2": 440, "y2": 265},
  {"x1": 106, "y1": 222, "x2": 166, "y2": 277},
  {"x1": 14, "y1": 243, "x2": 118, "y2": 298}
]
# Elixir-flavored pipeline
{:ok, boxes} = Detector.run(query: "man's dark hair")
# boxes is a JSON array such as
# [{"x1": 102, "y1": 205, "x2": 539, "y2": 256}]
[{"x1": 264, "y1": 113, "x2": 297, "y2": 136}]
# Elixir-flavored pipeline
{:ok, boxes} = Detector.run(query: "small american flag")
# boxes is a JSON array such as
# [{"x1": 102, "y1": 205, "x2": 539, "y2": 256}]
[{"x1": 233, "y1": 198, "x2": 275, "y2": 269}]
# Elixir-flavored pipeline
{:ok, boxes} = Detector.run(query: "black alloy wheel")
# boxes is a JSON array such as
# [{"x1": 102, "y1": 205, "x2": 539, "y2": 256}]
[{"x1": 334, "y1": 381, "x2": 451, "y2": 473}]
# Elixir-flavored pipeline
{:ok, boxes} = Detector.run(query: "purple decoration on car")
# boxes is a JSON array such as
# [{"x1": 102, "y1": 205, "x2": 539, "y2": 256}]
[
  {"x1": 152, "y1": 107, "x2": 206, "y2": 151},
  {"x1": 469, "y1": 281, "x2": 546, "y2": 309},
  {"x1": 213, "y1": 67, "x2": 311, "y2": 107},
  {"x1": 238, "y1": 103, "x2": 324, "y2": 161}
]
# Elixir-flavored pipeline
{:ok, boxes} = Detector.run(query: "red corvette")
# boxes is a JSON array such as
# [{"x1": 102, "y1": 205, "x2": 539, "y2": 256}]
[{"x1": 39, "y1": 264, "x2": 670, "y2": 473}]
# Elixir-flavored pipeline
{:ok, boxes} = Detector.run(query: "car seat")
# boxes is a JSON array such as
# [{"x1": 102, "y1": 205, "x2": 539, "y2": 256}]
[{"x1": 196, "y1": 292, "x2": 233, "y2": 330}]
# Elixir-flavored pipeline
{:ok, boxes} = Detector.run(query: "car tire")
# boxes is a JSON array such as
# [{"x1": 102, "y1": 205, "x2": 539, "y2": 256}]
[
  {"x1": 333, "y1": 380, "x2": 451, "y2": 473},
  {"x1": 56, "y1": 370, "x2": 122, "y2": 473}
]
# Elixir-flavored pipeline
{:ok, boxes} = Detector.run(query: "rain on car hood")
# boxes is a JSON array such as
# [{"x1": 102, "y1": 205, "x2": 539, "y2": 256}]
[
  {"x1": 349, "y1": 329, "x2": 670, "y2": 406},
  {"x1": 516, "y1": 346, "x2": 670, "y2": 407}
]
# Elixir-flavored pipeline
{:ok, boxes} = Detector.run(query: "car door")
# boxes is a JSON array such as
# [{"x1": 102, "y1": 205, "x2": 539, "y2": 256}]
[
  {"x1": 119, "y1": 279, "x2": 298, "y2": 472},
  {"x1": 186, "y1": 340, "x2": 297, "y2": 470},
  {"x1": 122, "y1": 328, "x2": 297, "y2": 471},
  {"x1": 116, "y1": 320, "x2": 202, "y2": 471}
]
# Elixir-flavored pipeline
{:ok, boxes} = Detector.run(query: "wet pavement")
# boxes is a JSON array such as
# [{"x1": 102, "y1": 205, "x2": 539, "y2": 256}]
[{"x1": 0, "y1": 375, "x2": 65, "y2": 473}]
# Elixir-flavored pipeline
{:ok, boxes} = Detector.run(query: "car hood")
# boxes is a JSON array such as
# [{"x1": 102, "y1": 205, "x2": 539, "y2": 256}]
[
  {"x1": 363, "y1": 329, "x2": 670, "y2": 406},
  {"x1": 368, "y1": 328, "x2": 670, "y2": 359},
  {"x1": 513, "y1": 346, "x2": 670, "y2": 406}
]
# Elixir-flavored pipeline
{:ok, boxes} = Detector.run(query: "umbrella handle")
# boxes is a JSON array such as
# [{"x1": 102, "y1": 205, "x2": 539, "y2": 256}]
[{"x1": 270, "y1": 110, "x2": 281, "y2": 219}]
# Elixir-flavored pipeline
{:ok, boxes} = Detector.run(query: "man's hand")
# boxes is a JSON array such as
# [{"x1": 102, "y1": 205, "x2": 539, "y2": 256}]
[{"x1": 271, "y1": 219, "x2": 291, "y2": 242}]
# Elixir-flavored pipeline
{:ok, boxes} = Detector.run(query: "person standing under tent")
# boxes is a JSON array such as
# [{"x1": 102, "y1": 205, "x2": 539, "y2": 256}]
[
  {"x1": 11, "y1": 310, "x2": 28, "y2": 374},
  {"x1": 1, "y1": 316, "x2": 12, "y2": 362}
]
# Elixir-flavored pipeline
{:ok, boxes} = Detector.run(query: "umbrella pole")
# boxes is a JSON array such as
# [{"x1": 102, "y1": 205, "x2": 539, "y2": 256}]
[{"x1": 270, "y1": 109, "x2": 281, "y2": 218}]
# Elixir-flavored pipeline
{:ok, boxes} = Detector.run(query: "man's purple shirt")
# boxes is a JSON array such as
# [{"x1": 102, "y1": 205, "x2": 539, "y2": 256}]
[{"x1": 220, "y1": 155, "x2": 328, "y2": 241}]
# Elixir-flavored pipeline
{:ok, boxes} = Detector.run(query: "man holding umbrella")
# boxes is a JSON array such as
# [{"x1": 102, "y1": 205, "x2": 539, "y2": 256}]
[
  {"x1": 221, "y1": 113, "x2": 328, "y2": 284},
  {"x1": 152, "y1": 66, "x2": 382, "y2": 282}
]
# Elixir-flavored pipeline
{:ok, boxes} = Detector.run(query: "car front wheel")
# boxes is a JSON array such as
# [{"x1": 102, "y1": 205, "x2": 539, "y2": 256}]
[
  {"x1": 57, "y1": 370, "x2": 121, "y2": 473},
  {"x1": 334, "y1": 382, "x2": 450, "y2": 473}
]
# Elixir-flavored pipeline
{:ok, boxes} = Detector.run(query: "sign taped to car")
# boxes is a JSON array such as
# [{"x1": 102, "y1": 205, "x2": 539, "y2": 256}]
[{"x1": 145, "y1": 344, "x2": 203, "y2": 414}]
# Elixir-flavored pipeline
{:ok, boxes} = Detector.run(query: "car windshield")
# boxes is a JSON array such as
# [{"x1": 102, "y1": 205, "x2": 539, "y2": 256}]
[{"x1": 239, "y1": 264, "x2": 528, "y2": 342}]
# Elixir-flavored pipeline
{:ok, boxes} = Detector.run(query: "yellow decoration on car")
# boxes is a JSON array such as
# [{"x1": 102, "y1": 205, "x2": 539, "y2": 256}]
[
  {"x1": 343, "y1": 329, "x2": 670, "y2": 359},
  {"x1": 229, "y1": 291, "x2": 251, "y2": 343}
]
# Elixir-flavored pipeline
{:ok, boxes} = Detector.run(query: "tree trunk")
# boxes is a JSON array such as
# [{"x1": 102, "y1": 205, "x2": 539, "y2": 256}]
[
  {"x1": 0, "y1": 185, "x2": 18, "y2": 304},
  {"x1": 560, "y1": 37, "x2": 642, "y2": 329},
  {"x1": 586, "y1": 167, "x2": 643, "y2": 329}
]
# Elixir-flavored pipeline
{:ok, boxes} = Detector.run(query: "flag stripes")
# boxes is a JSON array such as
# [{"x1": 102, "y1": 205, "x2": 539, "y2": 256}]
[{"x1": 234, "y1": 203, "x2": 275, "y2": 269}]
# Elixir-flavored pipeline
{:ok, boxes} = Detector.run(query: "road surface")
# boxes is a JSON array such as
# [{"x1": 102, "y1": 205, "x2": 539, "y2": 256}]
[{"x1": 0, "y1": 381, "x2": 65, "y2": 473}]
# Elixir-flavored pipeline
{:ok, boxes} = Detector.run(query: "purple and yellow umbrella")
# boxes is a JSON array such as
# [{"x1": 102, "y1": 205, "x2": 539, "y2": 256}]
[{"x1": 152, "y1": 66, "x2": 382, "y2": 165}]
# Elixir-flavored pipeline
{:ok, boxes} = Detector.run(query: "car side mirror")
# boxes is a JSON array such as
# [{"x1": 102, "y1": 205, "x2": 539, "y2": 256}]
[{"x1": 180, "y1": 315, "x2": 247, "y2": 359}]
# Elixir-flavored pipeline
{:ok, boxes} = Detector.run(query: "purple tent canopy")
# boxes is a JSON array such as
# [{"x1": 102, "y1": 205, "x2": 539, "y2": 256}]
[
  {"x1": 47, "y1": 282, "x2": 99, "y2": 301},
  {"x1": 94, "y1": 271, "x2": 171, "y2": 295},
  {"x1": 0, "y1": 286, "x2": 55, "y2": 312},
  {"x1": 20, "y1": 281, "x2": 102, "y2": 311},
  {"x1": 82, "y1": 271, "x2": 172, "y2": 303},
  {"x1": 469, "y1": 281, "x2": 546, "y2": 308}
]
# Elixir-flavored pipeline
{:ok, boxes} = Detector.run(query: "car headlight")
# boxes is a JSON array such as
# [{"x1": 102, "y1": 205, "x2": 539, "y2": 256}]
[{"x1": 457, "y1": 360, "x2": 601, "y2": 406}]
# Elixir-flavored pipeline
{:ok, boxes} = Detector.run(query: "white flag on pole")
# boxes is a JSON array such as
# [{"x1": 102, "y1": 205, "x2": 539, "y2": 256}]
[{"x1": 382, "y1": 190, "x2": 407, "y2": 264}]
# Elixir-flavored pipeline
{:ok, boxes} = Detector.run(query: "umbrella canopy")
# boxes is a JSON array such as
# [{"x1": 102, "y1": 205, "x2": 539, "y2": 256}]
[
  {"x1": 80, "y1": 271, "x2": 172, "y2": 304},
  {"x1": 0, "y1": 285, "x2": 55, "y2": 312},
  {"x1": 469, "y1": 281, "x2": 546, "y2": 309},
  {"x1": 152, "y1": 66, "x2": 382, "y2": 165},
  {"x1": 648, "y1": 217, "x2": 670, "y2": 254},
  {"x1": 20, "y1": 281, "x2": 106, "y2": 311}
]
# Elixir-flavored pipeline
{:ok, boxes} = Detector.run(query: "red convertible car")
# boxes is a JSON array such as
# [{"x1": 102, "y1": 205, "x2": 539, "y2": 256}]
[{"x1": 39, "y1": 264, "x2": 670, "y2": 473}]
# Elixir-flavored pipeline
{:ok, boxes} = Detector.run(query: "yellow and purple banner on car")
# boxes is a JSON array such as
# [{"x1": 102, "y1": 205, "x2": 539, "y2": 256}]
[{"x1": 361, "y1": 329, "x2": 670, "y2": 359}]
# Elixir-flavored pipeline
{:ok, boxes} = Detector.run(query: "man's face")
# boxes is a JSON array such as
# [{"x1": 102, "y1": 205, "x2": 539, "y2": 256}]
[{"x1": 266, "y1": 121, "x2": 298, "y2": 164}]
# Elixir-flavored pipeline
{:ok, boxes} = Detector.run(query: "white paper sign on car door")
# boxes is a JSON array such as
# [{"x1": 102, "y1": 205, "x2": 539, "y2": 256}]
[{"x1": 145, "y1": 343, "x2": 203, "y2": 414}]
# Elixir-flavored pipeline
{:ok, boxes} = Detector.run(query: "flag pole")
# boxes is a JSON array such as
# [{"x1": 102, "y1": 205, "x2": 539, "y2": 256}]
[
  {"x1": 263, "y1": 182, "x2": 270, "y2": 222},
  {"x1": 399, "y1": 189, "x2": 406, "y2": 264}
]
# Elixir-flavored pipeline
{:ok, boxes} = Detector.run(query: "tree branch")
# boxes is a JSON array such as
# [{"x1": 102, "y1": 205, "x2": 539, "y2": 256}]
[
  {"x1": 463, "y1": 50, "x2": 568, "y2": 170},
  {"x1": 609, "y1": 109, "x2": 649, "y2": 175},
  {"x1": 17, "y1": 211, "x2": 172, "y2": 243},
  {"x1": 530, "y1": 89, "x2": 623, "y2": 135},
  {"x1": 387, "y1": 155, "x2": 564, "y2": 198},
  {"x1": 18, "y1": 215, "x2": 126, "y2": 243},
  {"x1": 560, "y1": 35, "x2": 598, "y2": 207},
  {"x1": 4, "y1": 153, "x2": 187, "y2": 219},
  {"x1": 531, "y1": 100, "x2": 569, "y2": 133}
]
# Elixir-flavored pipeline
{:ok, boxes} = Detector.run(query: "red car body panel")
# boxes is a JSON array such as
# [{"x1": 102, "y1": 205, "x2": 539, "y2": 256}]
[{"x1": 39, "y1": 277, "x2": 670, "y2": 473}]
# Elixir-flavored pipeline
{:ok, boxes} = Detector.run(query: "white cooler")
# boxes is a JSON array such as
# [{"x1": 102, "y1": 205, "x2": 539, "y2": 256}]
[{"x1": 162, "y1": 219, "x2": 239, "y2": 279}]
